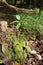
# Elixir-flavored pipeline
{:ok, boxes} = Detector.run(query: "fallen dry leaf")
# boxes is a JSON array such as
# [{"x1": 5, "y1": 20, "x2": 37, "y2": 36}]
[
  {"x1": 0, "y1": 21, "x2": 8, "y2": 32},
  {"x1": 11, "y1": 61, "x2": 21, "y2": 65}
]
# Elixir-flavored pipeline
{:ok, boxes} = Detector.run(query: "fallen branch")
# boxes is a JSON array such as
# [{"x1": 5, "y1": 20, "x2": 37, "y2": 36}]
[{"x1": 0, "y1": 1, "x2": 35, "y2": 13}]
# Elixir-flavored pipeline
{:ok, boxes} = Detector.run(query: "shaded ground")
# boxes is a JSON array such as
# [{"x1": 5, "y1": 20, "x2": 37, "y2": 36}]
[{"x1": 0, "y1": 5, "x2": 43, "y2": 65}]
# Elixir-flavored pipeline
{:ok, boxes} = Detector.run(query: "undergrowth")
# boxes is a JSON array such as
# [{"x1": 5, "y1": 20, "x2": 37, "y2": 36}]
[
  {"x1": 0, "y1": 30, "x2": 31, "y2": 63},
  {"x1": 0, "y1": 8, "x2": 43, "y2": 64},
  {"x1": 10, "y1": 8, "x2": 43, "y2": 38}
]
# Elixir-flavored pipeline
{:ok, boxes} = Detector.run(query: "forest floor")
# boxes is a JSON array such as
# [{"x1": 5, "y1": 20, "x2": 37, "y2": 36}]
[{"x1": 0, "y1": 5, "x2": 43, "y2": 65}]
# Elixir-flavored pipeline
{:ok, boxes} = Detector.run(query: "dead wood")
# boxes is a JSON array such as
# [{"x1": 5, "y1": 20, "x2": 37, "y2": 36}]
[{"x1": 0, "y1": 1, "x2": 35, "y2": 13}]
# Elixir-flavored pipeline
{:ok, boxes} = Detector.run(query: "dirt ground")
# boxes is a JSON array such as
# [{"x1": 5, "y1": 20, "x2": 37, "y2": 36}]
[{"x1": 0, "y1": 5, "x2": 43, "y2": 65}]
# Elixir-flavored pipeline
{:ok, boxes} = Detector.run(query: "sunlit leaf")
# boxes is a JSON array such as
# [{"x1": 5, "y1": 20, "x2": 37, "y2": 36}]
[
  {"x1": 15, "y1": 61, "x2": 21, "y2": 65},
  {"x1": 16, "y1": 23, "x2": 21, "y2": 29},
  {"x1": 2, "y1": 44, "x2": 8, "y2": 53},
  {"x1": 0, "y1": 59, "x2": 3, "y2": 64},
  {"x1": 10, "y1": 21, "x2": 19, "y2": 25},
  {"x1": 16, "y1": 15, "x2": 20, "y2": 20},
  {"x1": 26, "y1": 46, "x2": 31, "y2": 53}
]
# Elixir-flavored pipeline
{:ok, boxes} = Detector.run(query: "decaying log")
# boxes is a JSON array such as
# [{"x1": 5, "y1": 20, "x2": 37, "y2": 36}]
[{"x1": 0, "y1": 0, "x2": 35, "y2": 13}]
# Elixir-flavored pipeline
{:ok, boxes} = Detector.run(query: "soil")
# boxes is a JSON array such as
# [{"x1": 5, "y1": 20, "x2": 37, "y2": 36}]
[{"x1": 0, "y1": 5, "x2": 43, "y2": 65}]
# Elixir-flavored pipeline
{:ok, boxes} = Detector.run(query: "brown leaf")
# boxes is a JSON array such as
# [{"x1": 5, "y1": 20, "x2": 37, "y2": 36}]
[{"x1": 15, "y1": 62, "x2": 21, "y2": 65}]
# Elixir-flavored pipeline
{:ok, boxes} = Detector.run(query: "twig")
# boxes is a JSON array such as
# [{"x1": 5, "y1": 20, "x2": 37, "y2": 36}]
[{"x1": 0, "y1": 1, "x2": 35, "y2": 13}]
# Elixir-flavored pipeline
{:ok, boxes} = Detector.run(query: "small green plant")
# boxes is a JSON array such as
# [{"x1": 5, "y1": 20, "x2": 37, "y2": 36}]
[
  {"x1": 10, "y1": 9, "x2": 43, "y2": 38},
  {"x1": 11, "y1": 32, "x2": 31, "y2": 62},
  {"x1": 10, "y1": 15, "x2": 21, "y2": 29},
  {"x1": 0, "y1": 29, "x2": 31, "y2": 63}
]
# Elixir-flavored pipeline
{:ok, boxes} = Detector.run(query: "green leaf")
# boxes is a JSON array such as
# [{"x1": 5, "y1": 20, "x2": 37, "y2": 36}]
[
  {"x1": 35, "y1": 8, "x2": 40, "y2": 14},
  {"x1": 2, "y1": 44, "x2": 14, "y2": 59},
  {"x1": 10, "y1": 21, "x2": 19, "y2": 25},
  {"x1": 26, "y1": 46, "x2": 31, "y2": 53},
  {"x1": 0, "y1": 59, "x2": 3, "y2": 64},
  {"x1": 2, "y1": 44, "x2": 8, "y2": 53},
  {"x1": 16, "y1": 15, "x2": 20, "y2": 20},
  {"x1": 16, "y1": 23, "x2": 21, "y2": 29}
]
